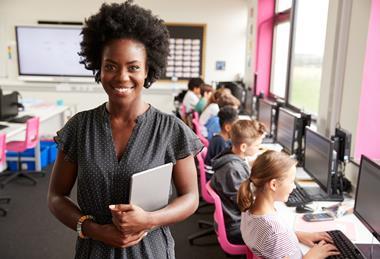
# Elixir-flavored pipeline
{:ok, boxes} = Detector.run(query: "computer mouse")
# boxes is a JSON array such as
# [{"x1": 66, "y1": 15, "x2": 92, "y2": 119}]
[{"x1": 296, "y1": 204, "x2": 314, "y2": 213}]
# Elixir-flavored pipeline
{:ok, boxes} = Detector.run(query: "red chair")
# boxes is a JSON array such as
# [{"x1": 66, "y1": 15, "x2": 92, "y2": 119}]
[
  {"x1": 188, "y1": 151, "x2": 215, "y2": 245},
  {"x1": 206, "y1": 182, "x2": 260, "y2": 259},
  {"x1": 192, "y1": 118, "x2": 209, "y2": 148},
  {"x1": 0, "y1": 133, "x2": 11, "y2": 216},
  {"x1": 1, "y1": 117, "x2": 41, "y2": 188}
]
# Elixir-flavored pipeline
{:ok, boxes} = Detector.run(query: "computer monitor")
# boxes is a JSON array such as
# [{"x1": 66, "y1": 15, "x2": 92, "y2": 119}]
[
  {"x1": 276, "y1": 107, "x2": 300, "y2": 154},
  {"x1": 0, "y1": 92, "x2": 19, "y2": 121},
  {"x1": 303, "y1": 127, "x2": 334, "y2": 193},
  {"x1": 354, "y1": 156, "x2": 380, "y2": 242},
  {"x1": 257, "y1": 99, "x2": 273, "y2": 136}
]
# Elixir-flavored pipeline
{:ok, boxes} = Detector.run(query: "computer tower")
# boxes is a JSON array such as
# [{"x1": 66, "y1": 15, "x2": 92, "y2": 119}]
[{"x1": 335, "y1": 127, "x2": 352, "y2": 162}]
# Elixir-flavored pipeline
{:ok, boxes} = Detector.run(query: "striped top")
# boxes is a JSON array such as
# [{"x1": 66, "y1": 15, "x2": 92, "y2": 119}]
[{"x1": 241, "y1": 211, "x2": 303, "y2": 259}]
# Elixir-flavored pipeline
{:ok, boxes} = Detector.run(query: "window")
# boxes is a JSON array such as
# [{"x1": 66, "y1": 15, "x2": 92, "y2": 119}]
[
  {"x1": 276, "y1": 0, "x2": 292, "y2": 13},
  {"x1": 270, "y1": 21, "x2": 290, "y2": 98},
  {"x1": 288, "y1": 0, "x2": 329, "y2": 115},
  {"x1": 269, "y1": 0, "x2": 292, "y2": 99}
]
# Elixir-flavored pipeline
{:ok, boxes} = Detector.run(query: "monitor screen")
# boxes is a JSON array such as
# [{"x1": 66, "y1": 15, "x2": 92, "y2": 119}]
[
  {"x1": 257, "y1": 99, "x2": 272, "y2": 134},
  {"x1": 354, "y1": 156, "x2": 380, "y2": 242},
  {"x1": 304, "y1": 127, "x2": 333, "y2": 192},
  {"x1": 0, "y1": 92, "x2": 18, "y2": 120},
  {"x1": 276, "y1": 107, "x2": 299, "y2": 154},
  {"x1": 15, "y1": 26, "x2": 93, "y2": 77}
]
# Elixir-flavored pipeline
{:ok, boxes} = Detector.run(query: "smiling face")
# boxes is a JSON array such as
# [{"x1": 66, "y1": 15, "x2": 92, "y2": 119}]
[{"x1": 100, "y1": 38, "x2": 148, "y2": 105}]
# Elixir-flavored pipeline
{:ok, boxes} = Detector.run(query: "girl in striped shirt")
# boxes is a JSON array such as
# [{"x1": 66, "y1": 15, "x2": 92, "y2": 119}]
[{"x1": 237, "y1": 151, "x2": 340, "y2": 259}]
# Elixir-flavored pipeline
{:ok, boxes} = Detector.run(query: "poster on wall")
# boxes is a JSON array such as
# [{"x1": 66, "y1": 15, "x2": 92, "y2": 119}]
[{"x1": 164, "y1": 24, "x2": 205, "y2": 81}]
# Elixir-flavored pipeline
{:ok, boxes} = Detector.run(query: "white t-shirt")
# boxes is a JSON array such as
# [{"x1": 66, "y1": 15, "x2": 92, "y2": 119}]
[
  {"x1": 199, "y1": 103, "x2": 219, "y2": 137},
  {"x1": 241, "y1": 211, "x2": 303, "y2": 259},
  {"x1": 182, "y1": 91, "x2": 200, "y2": 112}
]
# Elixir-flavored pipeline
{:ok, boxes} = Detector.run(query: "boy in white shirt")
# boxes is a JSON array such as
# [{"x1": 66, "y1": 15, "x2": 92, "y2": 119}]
[{"x1": 182, "y1": 78, "x2": 204, "y2": 112}]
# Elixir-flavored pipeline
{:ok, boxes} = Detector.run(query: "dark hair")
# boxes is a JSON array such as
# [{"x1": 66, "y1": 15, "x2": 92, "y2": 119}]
[
  {"x1": 79, "y1": 0, "x2": 170, "y2": 88},
  {"x1": 237, "y1": 150, "x2": 297, "y2": 212},
  {"x1": 188, "y1": 78, "x2": 204, "y2": 91},
  {"x1": 200, "y1": 84, "x2": 213, "y2": 96},
  {"x1": 218, "y1": 106, "x2": 238, "y2": 128}
]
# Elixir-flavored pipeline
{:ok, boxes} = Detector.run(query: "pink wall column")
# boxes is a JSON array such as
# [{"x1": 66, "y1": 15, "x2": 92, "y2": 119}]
[
  {"x1": 354, "y1": 0, "x2": 380, "y2": 159},
  {"x1": 254, "y1": 0, "x2": 275, "y2": 96}
]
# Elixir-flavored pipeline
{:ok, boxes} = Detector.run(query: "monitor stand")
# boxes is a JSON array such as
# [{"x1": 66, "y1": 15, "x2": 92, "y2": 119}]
[{"x1": 356, "y1": 243, "x2": 380, "y2": 259}]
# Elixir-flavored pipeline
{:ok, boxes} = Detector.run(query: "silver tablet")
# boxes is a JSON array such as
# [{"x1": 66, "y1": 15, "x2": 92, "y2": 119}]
[{"x1": 129, "y1": 163, "x2": 173, "y2": 212}]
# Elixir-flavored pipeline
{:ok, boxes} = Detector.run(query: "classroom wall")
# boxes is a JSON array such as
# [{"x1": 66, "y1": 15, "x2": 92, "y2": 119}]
[
  {"x1": 340, "y1": 0, "x2": 371, "y2": 158},
  {"x1": 0, "y1": 0, "x2": 248, "y2": 113}
]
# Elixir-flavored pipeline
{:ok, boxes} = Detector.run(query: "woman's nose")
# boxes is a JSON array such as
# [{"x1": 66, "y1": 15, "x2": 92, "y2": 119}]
[{"x1": 118, "y1": 68, "x2": 130, "y2": 82}]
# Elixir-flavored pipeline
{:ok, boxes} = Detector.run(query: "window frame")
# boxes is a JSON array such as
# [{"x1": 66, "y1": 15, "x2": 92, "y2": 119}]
[{"x1": 268, "y1": 5, "x2": 292, "y2": 102}]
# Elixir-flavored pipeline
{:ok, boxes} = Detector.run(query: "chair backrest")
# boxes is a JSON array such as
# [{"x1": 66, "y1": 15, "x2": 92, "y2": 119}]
[
  {"x1": 206, "y1": 182, "x2": 261, "y2": 259},
  {"x1": 25, "y1": 117, "x2": 40, "y2": 149},
  {"x1": 192, "y1": 118, "x2": 209, "y2": 147},
  {"x1": 197, "y1": 152, "x2": 213, "y2": 204},
  {"x1": 0, "y1": 133, "x2": 6, "y2": 165},
  {"x1": 180, "y1": 104, "x2": 187, "y2": 121},
  {"x1": 192, "y1": 111, "x2": 199, "y2": 122}
]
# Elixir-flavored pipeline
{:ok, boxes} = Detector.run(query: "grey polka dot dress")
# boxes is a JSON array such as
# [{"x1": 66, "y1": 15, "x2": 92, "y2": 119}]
[{"x1": 54, "y1": 103, "x2": 203, "y2": 259}]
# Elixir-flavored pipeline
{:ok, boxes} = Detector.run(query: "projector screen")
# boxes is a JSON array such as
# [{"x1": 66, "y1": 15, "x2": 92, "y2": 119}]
[{"x1": 15, "y1": 26, "x2": 93, "y2": 77}]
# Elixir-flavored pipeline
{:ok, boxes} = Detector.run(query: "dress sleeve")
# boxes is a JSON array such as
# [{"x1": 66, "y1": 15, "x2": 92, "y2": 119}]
[
  {"x1": 54, "y1": 113, "x2": 81, "y2": 163},
  {"x1": 166, "y1": 117, "x2": 204, "y2": 164}
]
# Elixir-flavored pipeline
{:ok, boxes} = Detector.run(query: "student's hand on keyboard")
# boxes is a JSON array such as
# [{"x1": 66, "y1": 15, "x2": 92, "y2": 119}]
[
  {"x1": 304, "y1": 240, "x2": 340, "y2": 259},
  {"x1": 296, "y1": 231, "x2": 333, "y2": 247}
]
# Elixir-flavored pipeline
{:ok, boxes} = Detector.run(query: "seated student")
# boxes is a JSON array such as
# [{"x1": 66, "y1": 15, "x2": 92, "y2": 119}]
[
  {"x1": 238, "y1": 150, "x2": 340, "y2": 259},
  {"x1": 204, "y1": 106, "x2": 239, "y2": 180},
  {"x1": 204, "y1": 93, "x2": 240, "y2": 140},
  {"x1": 182, "y1": 77, "x2": 204, "y2": 112},
  {"x1": 199, "y1": 87, "x2": 230, "y2": 128},
  {"x1": 194, "y1": 84, "x2": 213, "y2": 114},
  {"x1": 210, "y1": 119, "x2": 266, "y2": 245}
]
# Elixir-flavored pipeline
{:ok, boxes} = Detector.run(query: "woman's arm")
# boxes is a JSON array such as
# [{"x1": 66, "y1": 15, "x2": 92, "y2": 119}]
[
  {"x1": 110, "y1": 155, "x2": 199, "y2": 233},
  {"x1": 48, "y1": 151, "x2": 145, "y2": 247},
  {"x1": 47, "y1": 150, "x2": 81, "y2": 231}
]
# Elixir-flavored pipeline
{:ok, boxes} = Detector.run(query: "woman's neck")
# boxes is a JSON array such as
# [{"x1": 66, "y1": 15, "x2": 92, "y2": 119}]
[
  {"x1": 251, "y1": 192, "x2": 276, "y2": 215},
  {"x1": 107, "y1": 97, "x2": 148, "y2": 122}
]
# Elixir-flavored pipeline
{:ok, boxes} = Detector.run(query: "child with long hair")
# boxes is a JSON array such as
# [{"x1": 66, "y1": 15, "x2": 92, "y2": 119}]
[{"x1": 237, "y1": 151, "x2": 340, "y2": 259}]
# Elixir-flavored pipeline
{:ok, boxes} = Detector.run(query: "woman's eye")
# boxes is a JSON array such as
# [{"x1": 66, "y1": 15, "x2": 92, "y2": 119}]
[
  {"x1": 129, "y1": 65, "x2": 140, "y2": 72},
  {"x1": 104, "y1": 64, "x2": 116, "y2": 71}
]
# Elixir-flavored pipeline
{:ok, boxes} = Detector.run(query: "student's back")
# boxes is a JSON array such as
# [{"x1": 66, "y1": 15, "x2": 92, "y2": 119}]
[{"x1": 210, "y1": 148, "x2": 249, "y2": 244}]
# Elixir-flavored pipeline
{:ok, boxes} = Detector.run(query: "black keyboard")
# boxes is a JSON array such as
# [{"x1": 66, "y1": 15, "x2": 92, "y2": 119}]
[
  {"x1": 327, "y1": 230, "x2": 365, "y2": 259},
  {"x1": 8, "y1": 115, "x2": 34, "y2": 123},
  {"x1": 0, "y1": 124, "x2": 8, "y2": 130},
  {"x1": 286, "y1": 185, "x2": 312, "y2": 206}
]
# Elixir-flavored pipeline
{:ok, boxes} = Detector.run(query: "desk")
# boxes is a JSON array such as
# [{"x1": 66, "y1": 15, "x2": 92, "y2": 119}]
[
  {"x1": 0, "y1": 103, "x2": 69, "y2": 171},
  {"x1": 274, "y1": 201, "x2": 379, "y2": 255}
]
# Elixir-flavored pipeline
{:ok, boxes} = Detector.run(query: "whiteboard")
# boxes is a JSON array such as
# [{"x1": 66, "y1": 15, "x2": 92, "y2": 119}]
[{"x1": 15, "y1": 26, "x2": 92, "y2": 77}]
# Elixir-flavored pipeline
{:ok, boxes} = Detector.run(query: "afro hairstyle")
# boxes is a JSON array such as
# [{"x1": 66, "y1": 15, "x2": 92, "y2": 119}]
[{"x1": 79, "y1": 0, "x2": 170, "y2": 88}]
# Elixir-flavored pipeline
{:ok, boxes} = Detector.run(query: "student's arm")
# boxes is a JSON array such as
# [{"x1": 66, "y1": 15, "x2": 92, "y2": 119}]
[
  {"x1": 109, "y1": 155, "x2": 199, "y2": 234},
  {"x1": 47, "y1": 151, "x2": 145, "y2": 247}
]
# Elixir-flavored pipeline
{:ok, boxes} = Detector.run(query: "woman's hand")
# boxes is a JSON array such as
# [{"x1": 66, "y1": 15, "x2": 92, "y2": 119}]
[
  {"x1": 296, "y1": 231, "x2": 333, "y2": 247},
  {"x1": 304, "y1": 240, "x2": 340, "y2": 259},
  {"x1": 109, "y1": 204, "x2": 153, "y2": 234},
  {"x1": 91, "y1": 223, "x2": 147, "y2": 248}
]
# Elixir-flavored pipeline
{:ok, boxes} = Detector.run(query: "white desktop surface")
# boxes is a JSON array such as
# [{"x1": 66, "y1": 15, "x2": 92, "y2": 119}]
[
  {"x1": 274, "y1": 201, "x2": 379, "y2": 254},
  {"x1": 0, "y1": 102, "x2": 69, "y2": 171}
]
